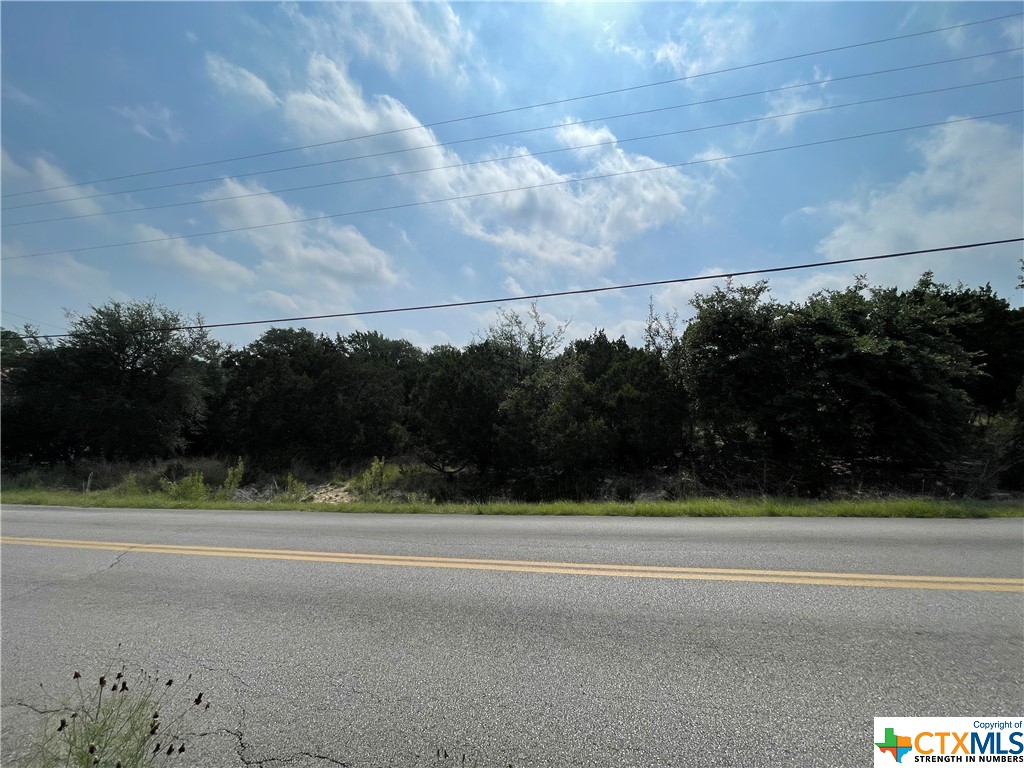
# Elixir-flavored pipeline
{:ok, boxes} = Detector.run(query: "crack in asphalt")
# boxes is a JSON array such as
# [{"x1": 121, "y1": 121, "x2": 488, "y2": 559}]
[
  {"x1": 104, "y1": 549, "x2": 131, "y2": 571},
  {"x1": 11, "y1": 700, "x2": 61, "y2": 716}
]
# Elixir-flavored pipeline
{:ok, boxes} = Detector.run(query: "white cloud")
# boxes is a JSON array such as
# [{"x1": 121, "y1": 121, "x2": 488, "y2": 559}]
[
  {"x1": 111, "y1": 103, "x2": 184, "y2": 143},
  {"x1": 1, "y1": 148, "x2": 30, "y2": 183},
  {"x1": 815, "y1": 118, "x2": 1023, "y2": 292},
  {"x1": 761, "y1": 69, "x2": 833, "y2": 135},
  {"x1": 599, "y1": 20, "x2": 648, "y2": 63},
  {"x1": 185, "y1": 30, "x2": 199, "y2": 44},
  {"x1": 3, "y1": 82, "x2": 44, "y2": 111},
  {"x1": 654, "y1": 10, "x2": 753, "y2": 82},
  {"x1": 8, "y1": 155, "x2": 106, "y2": 217},
  {"x1": 282, "y1": 56, "x2": 702, "y2": 282},
  {"x1": 440, "y1": 124, "x2": 696, "y2": 277},
  {"x1": 205, "y1": 53, "x2": 278, "y2": 109},
  {"x1": 1001, "y1": 18, "x2": 1024, "y2": 49},
  {"x1": 283, "y1": 55, "x2": 448, "y2": 173},
  {"x1": 312, "y1": 2, "x2": 472, "y2": 77},
  {"x1": 200, "y1": 178, "x2": 401, "y2": 310},
  {"x1": 133, "y1": 224, "x2": 257, "y2": 290},
  {"x1": 2, "y1": 251, "x2": 112, "y2": 295}
]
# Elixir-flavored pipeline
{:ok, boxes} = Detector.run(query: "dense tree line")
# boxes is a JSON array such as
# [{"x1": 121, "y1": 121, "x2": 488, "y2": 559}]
[{"x1": 3, "y1": 273, "x2": 1023, "y2": 498}]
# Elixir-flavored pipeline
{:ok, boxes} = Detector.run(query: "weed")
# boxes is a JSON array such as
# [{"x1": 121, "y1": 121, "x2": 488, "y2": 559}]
[{"x1": 25, "y1": 657, "x2": 210, "y2": 768}]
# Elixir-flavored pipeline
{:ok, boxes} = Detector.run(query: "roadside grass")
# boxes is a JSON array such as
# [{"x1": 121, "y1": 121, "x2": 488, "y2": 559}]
[{"x1": 1, "y1": 487, "x2": 1021, "y2": 518}]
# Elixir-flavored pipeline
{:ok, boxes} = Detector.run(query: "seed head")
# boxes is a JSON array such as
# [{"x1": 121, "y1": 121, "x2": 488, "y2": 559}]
[
  {"x1": 72, "y1": 672, "x2": 81, "y2": 680},
  {"x1": 98, "y1": 676, "x2": 106, "y2": 689},
  {"x1": 165, "y1": 679, "x2": 173, "y2": 687},
  {"x1": 178, "y1": 745, "x2": 186, "y2": 754},
  {"x1": 57, "y1": 718, "x2": 67, "y2": 732},
  {"x1": 193, "y1": 693, "x2": 203, "y2": 705}
]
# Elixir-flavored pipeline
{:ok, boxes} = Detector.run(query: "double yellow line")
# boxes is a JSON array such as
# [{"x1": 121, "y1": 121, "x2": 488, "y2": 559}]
[{"x1": 2, "y1": 536, "x2": 1021, "y2": 592}]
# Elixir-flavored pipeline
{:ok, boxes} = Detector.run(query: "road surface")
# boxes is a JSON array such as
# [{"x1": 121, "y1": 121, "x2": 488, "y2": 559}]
[{"x1": 2, "y1": 504, "x2": 1022, "y2": 767}]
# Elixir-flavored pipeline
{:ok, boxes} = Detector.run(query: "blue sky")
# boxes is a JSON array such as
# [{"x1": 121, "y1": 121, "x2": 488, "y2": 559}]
[{"x1": 2, "y1": 1, "x2": 1022, "y2": 349}]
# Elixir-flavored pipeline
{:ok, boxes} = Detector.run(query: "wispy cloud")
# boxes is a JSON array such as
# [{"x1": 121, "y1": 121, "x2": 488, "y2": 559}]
[
  {"x1": 815, "y1": 118, "x2": 1024, "y2": 290},
  {"x1": 283, "y1": 56, "x2": 703, "y2": 281},
  {"x1": 654, "y1": 9, "x2": 753, "y2": 82},
  {"x1": 135, "y1": 224, "x2": 257, "y2": 290},
  {"x1": 205, "y1": 53, "x2": 278, "y2": 109},
  {"x1": 3, "y1": 82, "x2": 44, "y2": 111},
  {"x1": 110, "y1": 103, "x2": 184, "y2": 143},
  {"x1": 200, "y1": 178, "x2": 401, "y2": 313}
]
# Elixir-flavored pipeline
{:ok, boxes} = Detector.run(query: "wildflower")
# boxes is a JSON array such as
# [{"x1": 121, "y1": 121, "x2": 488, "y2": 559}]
[
  {"x1": 73, "y1": 672, "x2": 81, "y2": 680},
  {"x1": 98, "y1": 676, "x2": 106, "y2": 689},
  {"x1": 194, "y1": 693, "x2": 203, "y2": 705},
  {"x1": 57, "y1": 718, "x2": 66, "y2": 732}
]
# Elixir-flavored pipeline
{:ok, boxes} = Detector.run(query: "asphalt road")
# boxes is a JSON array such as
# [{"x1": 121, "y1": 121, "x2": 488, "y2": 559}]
[{"x1": 2, "y1": 504, "x2": 1022, "y2": 767}]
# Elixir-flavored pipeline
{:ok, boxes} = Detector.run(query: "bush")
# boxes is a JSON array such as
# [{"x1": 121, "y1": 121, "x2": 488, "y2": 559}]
[
  {"x1": 110, "y1": 473, "x2": 148, "y2": 498},
  {"x1": 219, "y1": 458, "x2": 245, "y2": 499},
  {"x1": 278, "y1": 472, "x2": 307, "y2": 502},
  {"x1": 350, "y1": 457, "x2": 399, "y2": 501},
  {"x1": 157, "y1": 473, "x2": 209, "y2": 502}
]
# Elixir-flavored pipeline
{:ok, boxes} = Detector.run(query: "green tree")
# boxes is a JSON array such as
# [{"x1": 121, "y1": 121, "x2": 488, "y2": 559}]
[{"x1": 2, "y1": 301, "x2": 218, "y2": 462}]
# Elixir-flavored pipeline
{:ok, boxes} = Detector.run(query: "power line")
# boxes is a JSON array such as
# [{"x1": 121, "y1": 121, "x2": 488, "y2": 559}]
[
  {"x1": 1, "y1": 310, "x2": 67, "y2": 332},
  {"x1": 5, "y1": 111, "x2": 1020, "y2": 263},
  {"x1": 7, "y1": 75, "x2": 1018, "y2": 228},
  {"x1": 5, "y1": 46, "x2": 1019, "y2": 213},
  {"x1": 3, "y1": 10, "x2": 1020, "y2": 200},
  {"x1": 27, "y1": 239, "x2": 1024, "y2": 340}
]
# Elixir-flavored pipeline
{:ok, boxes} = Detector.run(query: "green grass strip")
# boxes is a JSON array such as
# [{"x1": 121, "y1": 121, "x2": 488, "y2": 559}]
[{"x1": 2, "y1": 489, "x2": 1021, "y2": 518}]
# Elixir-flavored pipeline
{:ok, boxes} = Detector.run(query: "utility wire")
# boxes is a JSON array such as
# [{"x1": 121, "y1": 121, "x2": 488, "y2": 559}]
[
  {"x1": 5, "y1": 111, "x2": 1020, "y2": 263},
  {"x1": 3, "y1": 10, "x2": 1020, "y2": 200},
  {"x1": 1, "y1": 310, "x2": 67, "y2": 332},
  {"x1": 5, "y1": 46, "x2": 1018, "y2": 213},
  {"x1": 27, "y1": 239, "x2": 1024, "y2": 340},
  {"x1": 7, "y1": 75, "x2": 1019, "y2": 228}
]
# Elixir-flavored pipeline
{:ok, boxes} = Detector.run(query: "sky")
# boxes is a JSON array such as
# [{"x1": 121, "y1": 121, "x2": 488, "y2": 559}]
[{"x1": 2, "y1": 1, "x2": 1022, "y2": 350}]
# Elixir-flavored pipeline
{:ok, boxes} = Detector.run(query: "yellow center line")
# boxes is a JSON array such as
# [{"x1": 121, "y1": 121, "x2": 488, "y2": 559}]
[{"x1": 2, "y1": 536, "x2": 1021, "y2": 592}]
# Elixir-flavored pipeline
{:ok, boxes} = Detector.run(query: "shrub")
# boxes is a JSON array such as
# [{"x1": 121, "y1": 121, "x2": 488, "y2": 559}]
[
  {"x1": 219, "y1": 458, "x2": 245, "y2": 499},
  {"x1": 278, "y1": 472, "x2": 307, "y2": 502},
  {"x1": 110, "y1": 473, "x2": 148, "y2": 498},
  {"x1": 350, "y1": 457, "x2": 399, "y2": 501},
  {"x1": 157, "y1": 473, "x2": 208, "y2": 502}
]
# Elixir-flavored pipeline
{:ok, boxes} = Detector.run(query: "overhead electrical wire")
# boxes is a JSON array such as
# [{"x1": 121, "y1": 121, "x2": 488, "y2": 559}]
[
  {"x1": 4, "y1": 110, "x2": 1021, "y2": 263},
  {"x1": 1, "y1": 310, "x2": 67, "y2": 333},
  {"x1": 24, "y1": 239, "x2": 1024, "y2": 340},
  {"x1": 4, "y1": 46, "x2": 1019, "y2": 214},
  {"x1": 6, "y1": 75, "x2": 1019, "y2": 228},
  {"x1": 3, "y1": 9, "x2": 1020, "y2": 200}
]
